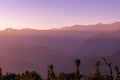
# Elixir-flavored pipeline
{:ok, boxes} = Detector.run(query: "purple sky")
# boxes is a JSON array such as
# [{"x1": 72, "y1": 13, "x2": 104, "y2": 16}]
[{"x1": 0, "y1": 0, "x2": 120, "y2": 30}]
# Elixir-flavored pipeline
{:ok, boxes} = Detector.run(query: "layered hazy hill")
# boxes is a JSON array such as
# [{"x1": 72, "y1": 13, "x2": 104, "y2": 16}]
[
  {"x1": 0, "y1": 22, "x2": 120, "y2": 77},
  {"x1": 61, "y1": 22, "x2": 120, "y2": 31},
  {"x1": 0, "y1": 28, "x2": 98, "y2": 77},
  {"x1": 77, "y1": 30, "x2": 120, "y2": 57}
]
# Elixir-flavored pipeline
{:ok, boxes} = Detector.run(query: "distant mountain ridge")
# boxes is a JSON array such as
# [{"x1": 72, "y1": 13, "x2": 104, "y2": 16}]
[
  {"x1": 60, "y1": 22, "x2": 120, "y2": 31},
  {"x1": 0, "y1": 21, "x2": 120, "y2": 32}
]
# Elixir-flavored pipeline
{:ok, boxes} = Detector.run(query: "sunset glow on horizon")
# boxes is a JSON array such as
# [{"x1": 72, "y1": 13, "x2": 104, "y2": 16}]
[
  {"x1": 0, "y1": 0, "x2": 120, "y2": 78},
  {"x1": 0, "y1": 0, "x2": 120, "y2": 30}
]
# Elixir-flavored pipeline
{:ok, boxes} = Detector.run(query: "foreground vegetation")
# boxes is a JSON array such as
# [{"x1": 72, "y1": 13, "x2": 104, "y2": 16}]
[{"x1": 0, "y1": 58, "x2": 119, "y2": 80}]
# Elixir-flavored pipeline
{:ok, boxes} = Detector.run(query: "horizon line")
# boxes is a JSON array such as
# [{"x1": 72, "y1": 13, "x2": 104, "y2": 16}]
[{"x1": 0, "y1": 21, "x2": 120, "y2": 31}]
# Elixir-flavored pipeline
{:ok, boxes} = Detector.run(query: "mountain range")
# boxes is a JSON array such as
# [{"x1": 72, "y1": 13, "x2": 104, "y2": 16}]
[
  {"x1": 61, "y1": 22, "x2": 120, "y2": 31},
  {"x1": 0, "y1": 22, "x2": 120, "y2": 78}
]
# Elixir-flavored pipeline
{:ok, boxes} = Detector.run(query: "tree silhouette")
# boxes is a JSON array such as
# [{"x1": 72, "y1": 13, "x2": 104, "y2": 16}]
[
  {"x1": 57, "y1": 72, "x2": 75, "y2": 80},
  {"x1": 115, "y1": 66, "x2": 120, "y2": 80},
  {"x1": 3, "y1": 73, "x2": 17, "y2": 80},
  {"x1": 0, "y1": 68, "x2": 2, "y2": 76},
  {"x1": 91, "y1": 60, "x2": 106, "y2": 80},
  {"x1": 103, "y1": 58, "x2": 113, "y2": 80},
  {"x1": 94, "y1": 60, "x2": 101, "y2": 76},
  {"x1": 0, "y1": 58, "x2": 119, "y2": 80},
  {"x1": 31, "y1": 71, "x2": 42, "y2": 80},
  {"x1": 75, "y1": 59, "x2": 83, "y2": 80},
  {"x1": 47, "y1": 64, "x2": 56, "y2": 80}
]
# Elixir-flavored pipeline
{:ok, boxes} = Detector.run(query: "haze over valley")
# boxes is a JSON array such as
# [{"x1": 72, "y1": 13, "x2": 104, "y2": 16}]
[{"x1": 0, "y1": 22, "x2": 120, "y2": 77}]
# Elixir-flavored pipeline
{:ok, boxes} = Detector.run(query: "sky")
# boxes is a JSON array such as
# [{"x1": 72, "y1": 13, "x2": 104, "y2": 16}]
[{"x1": 0, "y1": 0, "x2": 120, "y2": 30}]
